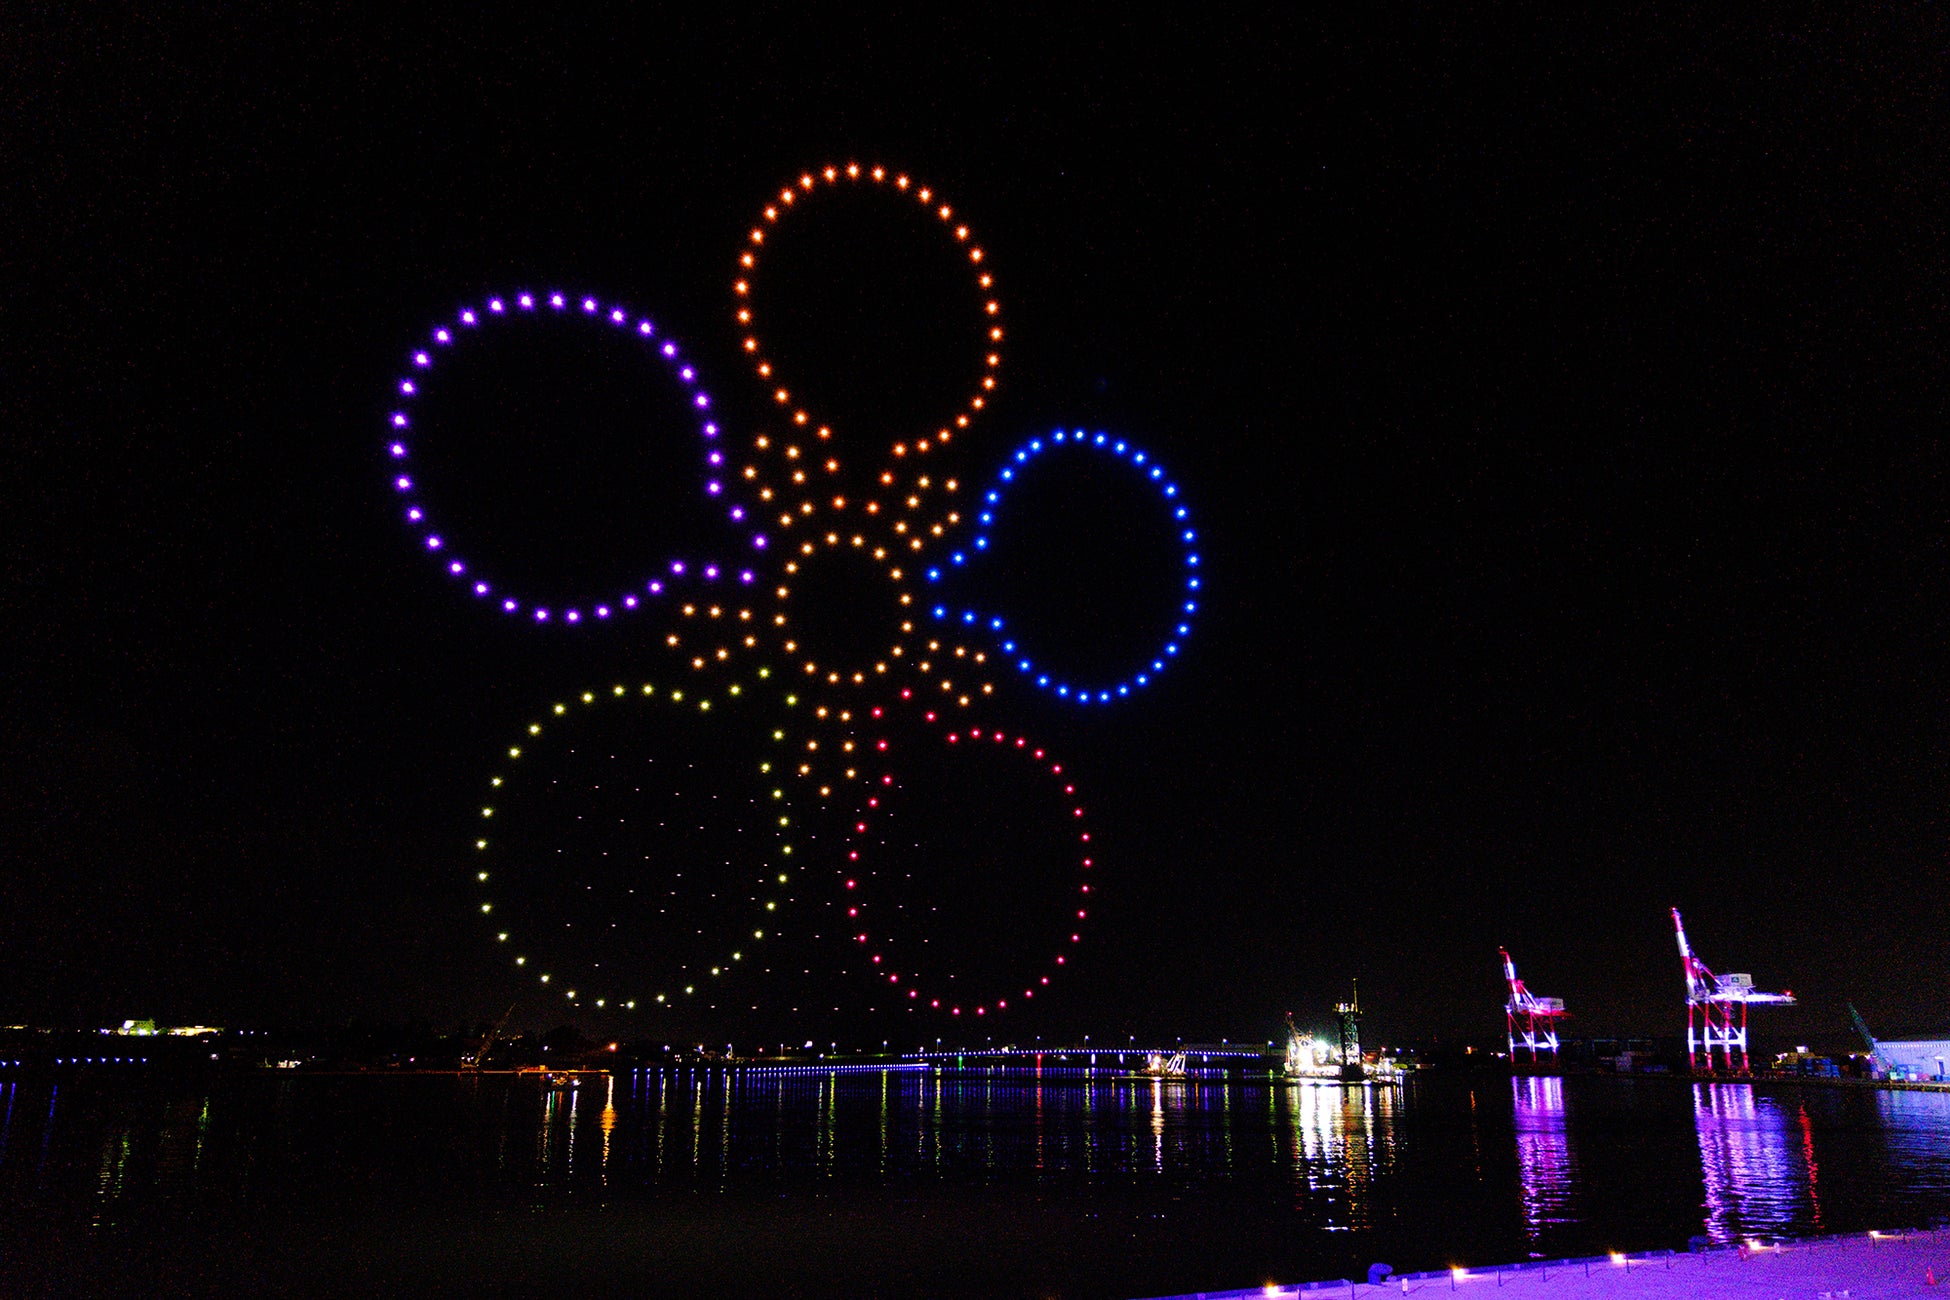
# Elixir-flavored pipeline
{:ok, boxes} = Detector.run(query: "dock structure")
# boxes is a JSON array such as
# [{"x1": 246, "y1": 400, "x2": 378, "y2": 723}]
[
  {"x1": 1850, "y1": 1003, "x2": 1950, "y2": 1083},
  {"x1": 1137, "y1": 1227, "x2": 1949, "y2": 1298}
]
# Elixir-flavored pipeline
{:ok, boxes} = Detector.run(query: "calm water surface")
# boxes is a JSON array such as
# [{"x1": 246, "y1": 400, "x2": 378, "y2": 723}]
[{"x1": 1, "y1": 1069, "x2": 1947, "y2": 1297}]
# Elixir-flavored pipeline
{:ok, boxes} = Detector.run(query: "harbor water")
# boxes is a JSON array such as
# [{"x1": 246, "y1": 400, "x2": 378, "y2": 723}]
[{"x1": 1, "y1": 1070, "x2": 1947, "y2": 1297}]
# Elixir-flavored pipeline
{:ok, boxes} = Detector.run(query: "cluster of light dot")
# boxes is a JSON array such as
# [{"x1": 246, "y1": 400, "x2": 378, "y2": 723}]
[
  {"x1": 473, "y1": 679, "x2": 792, "y2": 1010},
  {"x1": 734, "y1": 162, "x2": 1000, "y2": 477},
  {"x1": 386, "y1": 292, "x2": 752, "y2": 623},
  {"x1": 838, "y1": 707, "x2": 1091, "y2": 1018},
  {"x1": 727, "y1": 165, "x2": 1005, "y2": 707},
  {"x1": 924, "y1": 430, "x2": 1200, "y2": 704}
]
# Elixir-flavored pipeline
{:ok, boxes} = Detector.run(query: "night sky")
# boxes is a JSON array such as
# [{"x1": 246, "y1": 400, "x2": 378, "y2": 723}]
[{"x1": 5, "y1": 11, "x2": 1945, "y2": 1050}]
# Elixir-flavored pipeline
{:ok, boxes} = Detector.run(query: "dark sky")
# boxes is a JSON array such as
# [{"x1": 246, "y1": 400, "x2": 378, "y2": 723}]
[{"x1": 4, "y1": 10, "x2": 1944, "y2": 1050}]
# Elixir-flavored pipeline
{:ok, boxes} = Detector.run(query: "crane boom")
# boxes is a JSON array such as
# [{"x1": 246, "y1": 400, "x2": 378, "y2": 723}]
[
  {"x1": 1847, "y1": 1002, "x2": 1893, "y2": 1073},
  {"x1": 471, "y1": 1002, "x2": 516, "y2": 1071}
]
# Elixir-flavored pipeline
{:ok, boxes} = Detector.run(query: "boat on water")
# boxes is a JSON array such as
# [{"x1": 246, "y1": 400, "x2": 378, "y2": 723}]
[
  {"x1": 1284, "y1": 986, "x2": 1404, "y2": 1084},
  {"x1": 516, "y1": 1067, "x2": 606, "y2": 1090},
  {"x1": 1132, "y1": 1051, "x2": 1188, "y2": 1079}
]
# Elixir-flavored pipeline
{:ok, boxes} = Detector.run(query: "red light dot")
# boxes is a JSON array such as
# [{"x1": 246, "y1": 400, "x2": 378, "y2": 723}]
[{"x1": 845, "y1": 880, "x2": 855, "y2": 889}]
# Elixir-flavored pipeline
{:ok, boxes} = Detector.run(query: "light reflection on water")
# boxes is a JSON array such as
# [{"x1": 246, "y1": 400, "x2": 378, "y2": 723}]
[
  {"x1": 2, "y1": 1069, "x2": 1948, "y2": 1256},
  {"x1": 1281, "y1": 1082, "x2": 1393, "y2": 1228},
  {"x1": 1512, "y1": 1075, "x2": 1576, "y2": 1239},
  {"x1": 1694, "y1": 1083, "x2": 1813, "y2": 1243},
  {"x1": 1880, "y1": 1090, "x2": 1950, "y2": 1200}
]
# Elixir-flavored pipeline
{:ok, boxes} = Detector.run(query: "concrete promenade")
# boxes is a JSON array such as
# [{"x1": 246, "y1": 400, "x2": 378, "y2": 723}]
[{"x1": 1141, "y1": 1229, "x2": 1950, "y2": 1299}]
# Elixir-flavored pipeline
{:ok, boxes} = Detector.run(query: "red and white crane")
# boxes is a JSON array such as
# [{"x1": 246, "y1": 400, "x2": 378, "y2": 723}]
[
  {"x1": 1672, "y1": 908, "x2": 1794, "y2": 1074},
  {"x1": 1499, "y1": 947, "x2": 1568, "y2": 1063}
]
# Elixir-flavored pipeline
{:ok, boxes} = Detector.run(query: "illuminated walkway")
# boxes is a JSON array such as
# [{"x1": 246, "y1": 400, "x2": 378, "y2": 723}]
[{"x1": 1142, "y1": 1229, "x2": 1950, "y2": 1299}]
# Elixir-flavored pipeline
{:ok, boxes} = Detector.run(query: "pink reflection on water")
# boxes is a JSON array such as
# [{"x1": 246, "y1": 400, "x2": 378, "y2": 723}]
[
  {"x1": 1694, "y1": 1083, "x2": 1811, "y2": 1243},
  {"x1": 1512, "y1": 1075, "x2": 1577, "y2": 1241}
]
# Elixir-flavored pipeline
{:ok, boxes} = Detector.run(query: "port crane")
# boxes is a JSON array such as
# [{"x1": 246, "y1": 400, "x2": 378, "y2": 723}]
[
  {"x1": 1499, "y1": 947, "x2": 1567, "y2": 1062},
  {"x1": 468, "y1": 1003, "x2": 516, "y2": 1071},
  {"x1": 1284, "y1": 1014, "x2": 1331, "y2": 1077},
  {"x1": 1673, "y1": 908, "x2": 1793, "y2": 1074},
  {"x1": 1847, "y1": 1002, "x2": 1896, "y2": 1076}
]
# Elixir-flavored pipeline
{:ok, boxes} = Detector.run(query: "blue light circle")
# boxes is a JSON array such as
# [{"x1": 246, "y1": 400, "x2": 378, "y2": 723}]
[{"x1": 924, "y1": 429, "x2": 1199, "y2": 705}]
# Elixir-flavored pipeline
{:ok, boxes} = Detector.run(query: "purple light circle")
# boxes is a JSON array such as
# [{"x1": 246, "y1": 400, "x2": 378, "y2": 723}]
[{"x1": 384, "y1": 291, "x2": 759, "y2": 624}]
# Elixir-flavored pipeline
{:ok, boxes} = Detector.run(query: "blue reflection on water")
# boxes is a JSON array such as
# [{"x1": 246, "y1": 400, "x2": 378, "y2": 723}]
[{"x1": 1879, "y1": 1090, "x2": 1950, "y2": 1200}]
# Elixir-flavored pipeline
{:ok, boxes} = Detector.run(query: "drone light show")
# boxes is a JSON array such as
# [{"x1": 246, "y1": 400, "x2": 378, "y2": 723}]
[
  {"x1": 380, "y1": 162, "x2": 1203, "y2": 1021},
  {"x1": 837, "y1": 716, "x2": 1093, "y2": 1019},
  {"x1": 926, "y1": 429, "x2": 1200, "y2": 704},
  {"x1": 471, "y1": 680, "x2": 797, "y2": 1013},
  {"x1": 733, "y1": 163, "x2": 1001, "y2": 495},
  {"x1": 384, "y1": 291, "x2": 749, "y2": 625}
]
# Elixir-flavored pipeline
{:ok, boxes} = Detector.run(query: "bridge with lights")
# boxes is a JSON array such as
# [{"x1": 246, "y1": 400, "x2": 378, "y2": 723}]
[{"x1": 897, "y1": 1044, "x2": 1277, "y2": 1077}]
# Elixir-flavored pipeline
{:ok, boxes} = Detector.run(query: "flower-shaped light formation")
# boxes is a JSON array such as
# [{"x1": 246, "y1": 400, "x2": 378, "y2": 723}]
[
  {"x1": 925, "y1": 430, "x2": 1200, "y2": 705},
  {"x1": 473, "y1": 678, "x2": 800, "y2": 1012},
  {"x1": 381, "y1": 161, "x2": 1203, "y2": 1024},
  {"x1": 386, "y1": 291, "x2": 754, "y2": 624},
  {"x1": 835, "y1": 701, "x2": 1091, "y2": 1018}
]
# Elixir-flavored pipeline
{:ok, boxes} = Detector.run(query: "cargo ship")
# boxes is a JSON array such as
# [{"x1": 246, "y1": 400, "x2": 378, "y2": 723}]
[{"x1": 1284, "y1": 985, "x2": 1403, "y2": 1084}]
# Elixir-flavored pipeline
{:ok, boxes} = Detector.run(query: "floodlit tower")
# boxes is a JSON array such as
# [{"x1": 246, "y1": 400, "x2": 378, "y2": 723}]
[
  {"x1": 1672, "y1": 908, "x2": 1794, "y2": 1075},
  {"x1": 1335, "y1": 982, "x2": 1363, "y2": 1082},
  {"x1": 1499, "y1": 948, "x2": 1568, "y2": 1063}
]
